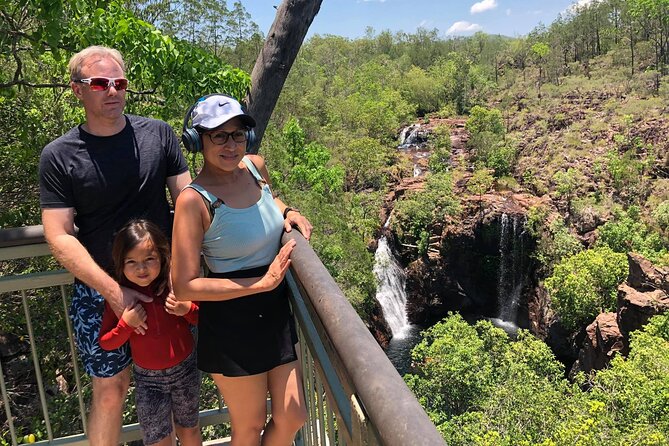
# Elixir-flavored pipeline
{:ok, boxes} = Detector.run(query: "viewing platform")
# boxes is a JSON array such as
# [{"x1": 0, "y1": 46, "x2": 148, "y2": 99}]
[{"x1": 0, "y1": 225, "x2": 445, "y2": 445}]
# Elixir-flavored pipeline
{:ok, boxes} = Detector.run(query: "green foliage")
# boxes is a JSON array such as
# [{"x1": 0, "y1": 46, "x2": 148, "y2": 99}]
[
  {"x1": 464, "y1": 107, "x2": 515, "y2": 177},
  {"x1": 407, "y1": 314, "x2": 569, "y2": 440},
  {"x1": 428, "y1": 126, "x2": 451, "y2": 173},
  {"x1": 596, "y1": 206, "x2": 669, "y2": 265},
  {"x1": 429, "y1": 125, "x2": 452, "y2": 151},
  {"x1": 544, "y1": 247, "x2": 628, "y2": 330},
  {"x1": 606, "y1": 149, "x2": 646, "y2": 204},
  {"x1": 333, "y1": 134, "x2": 393, "y2": 191},
  {"x1": 551, "y1": 168, "x2": 584, "y2": 215},
  {"x1": 525, "y1": 209, "x2": 583, "y2": 273},
  {"x1": 465, "y1": 106, "x2": 505, "y2": 136},
  {"x1": 531, "y1": 42, "x2": 550, "y2": 60},
  {"x1": 587, "y1": 313, "x2": 669, "y2": 440},
  {"x1": 410, "y1": 312, "x2": 669, "y2": 445},
  {"x1": 405, "y1": 315, "x2": 496, "y2": 418},
  {"x1": 482, "y1": 140, "x2": 516, "y2": 177},
  {"x1": 272, "y1": 118, "x2": 344, "y2": 196},
  {"x1": 467, "y1": 168, "x2": 494, "y2": 199},
  {"x1": 394, "y1": 172, "x2": 460, "y2": 257},
  {"x1": 652, "y1": 200, "x2": 669, "y2": 231},
  {"x1": 401, "y1": 65, "x2": 443, "y2": 115}
]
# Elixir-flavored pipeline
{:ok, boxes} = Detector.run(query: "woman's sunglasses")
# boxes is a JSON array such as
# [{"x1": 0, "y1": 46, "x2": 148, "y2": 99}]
[{"x1": 73, "y1": 77, "x2": 128, "y2": 91}]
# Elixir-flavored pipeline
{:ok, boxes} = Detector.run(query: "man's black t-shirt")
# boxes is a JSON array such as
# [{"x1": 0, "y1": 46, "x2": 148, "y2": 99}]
[{"x1": 39, "y1": 115, "x2": 188, "y2": 272}]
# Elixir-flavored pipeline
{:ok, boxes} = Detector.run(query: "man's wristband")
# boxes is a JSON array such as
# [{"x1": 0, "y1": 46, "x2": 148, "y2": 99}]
[{"x1": 283, "y1": 207, "x2": 300, "y2": 219}]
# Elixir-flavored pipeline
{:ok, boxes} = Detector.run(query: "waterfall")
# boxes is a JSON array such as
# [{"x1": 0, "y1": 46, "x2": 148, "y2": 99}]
[
  {"x1": 492, "y1": 213, "x2": 525, "y2": 332},
  {"x1": 373, "y1": 236, "x2": 412, "y2": 339},
  {"x1": 398, "y1": 124, "x2": 427, "y2": 149}
]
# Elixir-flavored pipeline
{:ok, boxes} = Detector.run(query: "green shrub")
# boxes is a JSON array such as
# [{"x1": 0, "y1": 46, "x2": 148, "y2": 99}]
[
  {"x1": 596, "y1": 206, "x2": 669, "y2": 265},
  {"x1": 394, "y1": 172, "x2": 460, "y2": 257},
  {"x1": 465, "y1": 105, "x2": 505, "y2": 136},
  {"x1": 544, "y1": 247, "x2": 628, "y2": 331},
  {"x1": 651, "y1": 200, "x2": 669, "y2": 231}
]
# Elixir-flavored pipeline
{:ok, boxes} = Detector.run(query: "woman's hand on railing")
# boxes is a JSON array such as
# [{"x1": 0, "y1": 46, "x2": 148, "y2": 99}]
[
  {"x1": 283, "y1": 211, "x2": 313, "y2": 241},
  {"x1": 259, "y1": 239, "x2": 296, "y2": 291}
]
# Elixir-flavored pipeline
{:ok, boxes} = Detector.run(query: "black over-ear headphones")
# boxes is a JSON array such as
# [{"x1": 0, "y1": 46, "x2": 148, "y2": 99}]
[{"x1": 181, "y1": 94, "x2": 257, "y2": 153}]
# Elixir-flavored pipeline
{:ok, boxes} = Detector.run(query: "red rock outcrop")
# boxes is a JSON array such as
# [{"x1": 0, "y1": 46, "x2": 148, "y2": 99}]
[{"x1": 572, "y1": 253, "x2": 669, "y2": 375}]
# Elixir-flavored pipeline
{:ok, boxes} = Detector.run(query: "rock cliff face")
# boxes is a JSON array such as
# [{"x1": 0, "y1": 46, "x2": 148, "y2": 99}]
[
  {"x1": 397, "y1": 193, "x2": 548, "y2": 329},
  {"x1": 571, "y1": 253, "x2": 669, "y2": 375}
]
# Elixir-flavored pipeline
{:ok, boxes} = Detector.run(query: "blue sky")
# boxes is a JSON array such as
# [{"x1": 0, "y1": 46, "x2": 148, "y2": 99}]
[{"x1": 241, "y1": 0, "x2": 595, "y2": 39}]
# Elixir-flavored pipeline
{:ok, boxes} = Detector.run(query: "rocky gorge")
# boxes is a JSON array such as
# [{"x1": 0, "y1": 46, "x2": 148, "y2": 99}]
[{"x1": 371, "y1": 117, "x2": 669, "y2": 377}]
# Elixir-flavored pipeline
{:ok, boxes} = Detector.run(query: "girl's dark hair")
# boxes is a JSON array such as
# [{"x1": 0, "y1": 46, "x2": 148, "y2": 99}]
[{"x1": 111, "y1": 219, "x2": 170, "y2": 296}]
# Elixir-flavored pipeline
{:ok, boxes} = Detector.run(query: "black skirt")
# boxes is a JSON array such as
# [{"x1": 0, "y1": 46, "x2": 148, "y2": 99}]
[{"x1": 197, "y1": 265, "x2": 298, "y2": 376}]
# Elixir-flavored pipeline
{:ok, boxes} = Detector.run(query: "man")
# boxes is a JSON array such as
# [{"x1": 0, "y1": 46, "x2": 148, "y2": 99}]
[{"x1": 39, "y1": 46, "x2": 191, "y2": 445}]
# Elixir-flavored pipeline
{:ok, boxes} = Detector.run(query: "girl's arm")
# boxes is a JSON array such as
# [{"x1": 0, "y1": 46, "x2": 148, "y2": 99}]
[
  {"x1": 164, "y1": 294, "x2": 199, "y2": 325},
  {"x1": 184, "y1": 302, "x2": 198, "y2": 325},
  {"x1": 171, "y1": 187, "x2": 295, "y2": 302},
  {"x1": 99, "y1": 304, "x2": 134, "y2": 350}
]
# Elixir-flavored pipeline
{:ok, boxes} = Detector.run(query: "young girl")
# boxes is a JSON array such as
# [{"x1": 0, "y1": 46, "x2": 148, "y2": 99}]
[{"x1": 99, "y1": 219, "x2": 202, "y2": 446}]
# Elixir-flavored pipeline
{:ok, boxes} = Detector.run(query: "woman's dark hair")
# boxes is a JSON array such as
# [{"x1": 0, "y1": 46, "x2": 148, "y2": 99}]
[{"x1": 111, "y1": 219, "x2": 170, "y2": 296}]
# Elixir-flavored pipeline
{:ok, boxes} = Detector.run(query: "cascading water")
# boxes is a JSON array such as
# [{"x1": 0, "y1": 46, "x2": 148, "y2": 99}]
[
  {"x1": 373, "y1": 236, "x2": 411, "y2": 338},
  {"x1": 373, "y1": 227, "x2": 420, "y2": 374},
  {"x1": 490, "y1": 213, "x2": 525, "y2": 335}
]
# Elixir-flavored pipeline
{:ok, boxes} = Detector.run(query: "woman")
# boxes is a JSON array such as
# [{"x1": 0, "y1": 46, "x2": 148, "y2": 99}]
[{"x1": 172, "y1": 94, "x2": 311, "y2": 446}]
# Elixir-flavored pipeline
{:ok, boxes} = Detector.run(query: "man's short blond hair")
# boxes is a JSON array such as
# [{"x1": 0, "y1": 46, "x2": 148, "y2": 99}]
[{"x1": 68, "y1": 46, "x2": 125, "y2": 81}]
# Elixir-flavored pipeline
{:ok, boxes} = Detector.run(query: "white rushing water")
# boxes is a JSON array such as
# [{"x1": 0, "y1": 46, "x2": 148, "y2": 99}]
[
  {"x1": 494, "y1": 213, "x2": 523, "y2": 334},
  {"x1": 373, "y1": 236, "x2": 412, "y2": 339}
]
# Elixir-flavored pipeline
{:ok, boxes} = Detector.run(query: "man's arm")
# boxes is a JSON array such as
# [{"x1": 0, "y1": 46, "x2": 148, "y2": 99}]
[{"x1": 41, "y1": 208, "x2": 149, "y2": 331}]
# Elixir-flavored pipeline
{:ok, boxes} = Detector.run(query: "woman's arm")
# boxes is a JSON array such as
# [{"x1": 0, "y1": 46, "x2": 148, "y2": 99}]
[
  {"x1": 247, "y1": 155, "x2": 313, "y2": 240},
  {"x1": 171, "y1": 187, "x2": 295, "y2": 302}
]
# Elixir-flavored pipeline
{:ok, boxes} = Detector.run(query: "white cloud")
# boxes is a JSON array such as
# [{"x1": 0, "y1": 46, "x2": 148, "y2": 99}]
[
  {"x1": 470, "y1": 0, "x2": 498, "y2": 14},
  {"x1": 568, "y1": 0, "x2": 599, "y2": 12},
  {"x1": 446, "y1": 21, "x2": 483, "y2": 35},
  {"x1": 506, "y1": 8, "x2": 512, "y2": 16}
]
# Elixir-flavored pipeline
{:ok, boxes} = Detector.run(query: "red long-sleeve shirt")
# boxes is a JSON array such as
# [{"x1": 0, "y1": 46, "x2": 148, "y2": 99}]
[{"x1": 99, "y1": 285, "x2": 198, "y2": 370}]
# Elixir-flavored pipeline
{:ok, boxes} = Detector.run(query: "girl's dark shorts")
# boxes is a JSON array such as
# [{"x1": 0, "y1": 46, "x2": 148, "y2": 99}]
[
  {"x1": 197, "y1": 265, "x2": 298, "y2": 376},
  {"x1": 134, "y1": 350, "x2": 200, "y2": 445}
]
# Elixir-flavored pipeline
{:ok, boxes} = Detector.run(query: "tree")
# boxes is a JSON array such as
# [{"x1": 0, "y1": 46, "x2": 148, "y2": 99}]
[
  {"x1": 467, "y1": 168, "x2": 494, "y2": 205},
  {"x1": 531, "y1": 41, "x2": 550, "y2": 83},
  {"x1": 544, "y1": 247, "x2": 628, "y2": 330},
  {"x1": 246, "y1": 0, "x2": 323, "y2": 153}
]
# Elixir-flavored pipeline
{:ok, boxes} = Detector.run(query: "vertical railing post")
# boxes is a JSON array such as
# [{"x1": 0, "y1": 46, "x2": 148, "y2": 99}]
[
  {"x1": 61, "y1": 284, "x2": 88, "y2": 436},
  {"x1": 0, "y1": 356, "x2": 19, "y2": 446},
  {"x1": 21, "y1": 290, "x2": 54, "y2": 441}
]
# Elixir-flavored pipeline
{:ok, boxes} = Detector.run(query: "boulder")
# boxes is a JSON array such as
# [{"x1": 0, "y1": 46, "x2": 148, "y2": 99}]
[
  {"x1": 626, "y1": 252, "x2": 669, "y2": 292},
  {"x1": 573, "y1": 312, "x2": 624, "y2": 374},
  {"x1": 617, "y1": 283, "x2": 669, "y2": 338}
]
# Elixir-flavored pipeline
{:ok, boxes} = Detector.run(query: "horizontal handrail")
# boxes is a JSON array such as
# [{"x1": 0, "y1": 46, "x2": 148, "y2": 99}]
[{"x1": 283, "y1": 231, "x2": 445, "y2": 446}]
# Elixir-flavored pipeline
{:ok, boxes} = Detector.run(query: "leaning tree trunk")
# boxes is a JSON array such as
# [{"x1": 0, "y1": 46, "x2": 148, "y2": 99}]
[{"x1": 245, "y1": 0, "x2": 323, "y2": 154}]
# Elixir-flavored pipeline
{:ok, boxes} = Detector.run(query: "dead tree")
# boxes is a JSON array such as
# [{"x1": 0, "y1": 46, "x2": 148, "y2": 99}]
[{"x1": 245, "y1": 0, "x2": 323, "y2": 154}]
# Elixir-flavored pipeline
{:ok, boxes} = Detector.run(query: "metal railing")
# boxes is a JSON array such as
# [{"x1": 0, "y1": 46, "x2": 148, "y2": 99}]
[{"x1": 0, "y1": 225, "x2": 445, "y2": 445}]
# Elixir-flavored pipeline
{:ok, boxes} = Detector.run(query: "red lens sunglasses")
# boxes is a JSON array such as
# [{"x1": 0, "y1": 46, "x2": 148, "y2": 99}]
[{"x1": 73, "y1": 77, "x2": 128, "y2": 91}]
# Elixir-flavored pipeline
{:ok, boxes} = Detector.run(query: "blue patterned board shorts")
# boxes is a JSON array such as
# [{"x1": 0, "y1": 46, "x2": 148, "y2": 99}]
[
  {"x1": 70, "y1": 283, "x2": 131, "y2": 378},
  {"x1": 134, "y1": 350, "x2": 201, "y2": 445}
]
